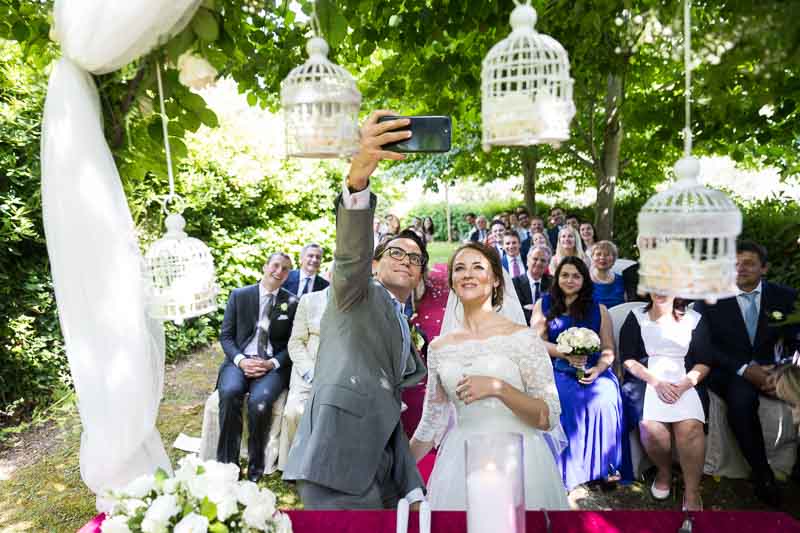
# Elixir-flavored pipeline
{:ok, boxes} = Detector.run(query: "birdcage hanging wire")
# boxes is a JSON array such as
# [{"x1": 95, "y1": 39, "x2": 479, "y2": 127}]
[
  {"x1": 636, "y1": 0, "x2": 741, "y2": 303},
  {"x1": 143, "y1": 60, "x2": 220, "y2": 325},
  {"x1": 481, "y1": 0, "x2": 576, "y2": 150},
  {"x1": 280, "y1": 2, "x2": 361, "y2": 158}
]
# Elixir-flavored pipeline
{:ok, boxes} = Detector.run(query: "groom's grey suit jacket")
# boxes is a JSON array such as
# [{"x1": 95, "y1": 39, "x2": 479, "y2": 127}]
[{"x1": 282, "y1": 193, "x2": 427, "y2": 496}]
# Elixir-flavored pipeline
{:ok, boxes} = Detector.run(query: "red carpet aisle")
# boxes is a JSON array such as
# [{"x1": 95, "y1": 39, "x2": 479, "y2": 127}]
[
  {"x1": 79, "y1": 510, "x2": 800, "y2": 533},
  {"x1": 401, "y1": 263, "x2": 449, "y2": 483}
]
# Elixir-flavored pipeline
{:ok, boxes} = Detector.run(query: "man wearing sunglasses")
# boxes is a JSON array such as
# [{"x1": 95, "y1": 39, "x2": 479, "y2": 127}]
[{"x1": 284, "y1": 111, "x2": 429, "y2": 510}]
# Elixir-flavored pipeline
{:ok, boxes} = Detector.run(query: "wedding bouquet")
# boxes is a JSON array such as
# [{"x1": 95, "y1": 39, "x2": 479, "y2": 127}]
[
  {"x1": 555, "y1": 326, "x2": 601, "y2": 381},
  {"x1": 102, "y1": 455, "x2": 292, "y2": 533}
]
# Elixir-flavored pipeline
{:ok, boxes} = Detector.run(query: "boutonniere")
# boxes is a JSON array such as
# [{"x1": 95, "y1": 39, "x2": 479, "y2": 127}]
[
  {"x1": 768, "y1": 298, "x2": 800, "y2": 327},
  {"x1": 410, "y1": 325, "x2": 426, "y2": 352},
  {"x1": 770, "y1": 310, "x2": 784, "y2": 322},
  {"x1": 280, "y1": 302, "x2": 289, "y2": 312}
]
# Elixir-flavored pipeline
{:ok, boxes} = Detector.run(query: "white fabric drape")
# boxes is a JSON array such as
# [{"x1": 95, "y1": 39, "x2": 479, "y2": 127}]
[{"x1": 41, "y1": 0, "x2": 202, "y2": 509}]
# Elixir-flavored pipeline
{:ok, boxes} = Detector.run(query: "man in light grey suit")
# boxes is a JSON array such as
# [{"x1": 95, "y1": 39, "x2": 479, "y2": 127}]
[{"x1": 283, "y1": 111, "x2": 428, "y2": 509}]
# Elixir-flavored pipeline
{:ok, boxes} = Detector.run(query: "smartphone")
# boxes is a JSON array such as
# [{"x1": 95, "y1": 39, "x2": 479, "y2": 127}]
[{"x1": 378, "y1": 115, "x2": 452, "y2": 153}]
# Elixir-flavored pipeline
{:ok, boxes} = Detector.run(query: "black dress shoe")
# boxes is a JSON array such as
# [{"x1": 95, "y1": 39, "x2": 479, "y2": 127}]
[
  {"x1": 247, "y1": 470, "x2": 263, "y2": 483},
  {"x1": 753, "y1": 477, "x2": 781, "y2": 507}
]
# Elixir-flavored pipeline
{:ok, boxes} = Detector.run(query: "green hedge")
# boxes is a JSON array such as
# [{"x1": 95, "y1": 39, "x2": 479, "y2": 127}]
[{"x1": 409, "y1": 194, "x2": 800, "y2": 289}]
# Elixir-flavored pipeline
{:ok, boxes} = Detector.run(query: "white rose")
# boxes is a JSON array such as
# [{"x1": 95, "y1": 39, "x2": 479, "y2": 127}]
[
  {"x1": 176, "y1": 455, "x2": 202, "y2": 483},
  {"x1": 256, "y1": 488, "x2": 277, "y2": 517},
  {"x1": 162, "y1": 478, "x2": 179, "y2": 494},
  {"x1": 102, "y1": 515, "x2": 133, "y2": 533},
  {"x1": 215, "y1": 496, "x2": 239, "y2": 522},
  {"x1": 177, "y1": 52, "x2": 218, "y2": 90},
  {"x1": 141, "y1": 494, "x2": 180, "y2": 533},
  {"x1": 242, "y1": 502, "x2": 270, "y2": 530},
  {"x1": 124, "y1": 499, "x2": 147, "y2": 515},
  {"x1": 236, "y1": 481, "x2": 261, "y2": 507},
  {"x1": 174, "y1": 512, "x2": 209, "y2": 533},
  {"x1": 124, "y1": 474, "x2": 155, "y2": 499},
  {"x1": 557, "y1": 343, "x2": 573, "y2": 354}
]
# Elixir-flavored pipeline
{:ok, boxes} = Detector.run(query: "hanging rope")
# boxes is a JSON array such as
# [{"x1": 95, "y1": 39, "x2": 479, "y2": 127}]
[
  {"x1": 310, "y1": 0, "x2": 322, "y2": 38},
  {"x1": 155, "y1": 60, "x2": 177, "y2": 205},
  {"x1": 683, "y1": 0, "x2": 693, "y2": 156}
]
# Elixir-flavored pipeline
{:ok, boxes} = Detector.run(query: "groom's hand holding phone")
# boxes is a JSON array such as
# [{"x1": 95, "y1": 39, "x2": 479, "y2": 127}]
[{"x1": 347, "y1": 110, "x2": 410, "y2": 192}]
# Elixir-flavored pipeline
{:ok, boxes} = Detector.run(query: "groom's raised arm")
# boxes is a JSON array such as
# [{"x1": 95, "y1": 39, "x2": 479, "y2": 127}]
[{"x1": 332, "y1": 111, "x2": 411, "y2": 312}]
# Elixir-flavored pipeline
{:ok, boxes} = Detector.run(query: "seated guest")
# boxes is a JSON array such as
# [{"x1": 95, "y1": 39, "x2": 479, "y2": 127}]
[
  {"x1": 591, "y1": 240, "x2": 626, "y2": 308},
  {"x1": 218, "y1": 252, "x2": 299, "y2": 481},
  {"x1": 531, "y1": 257, "x2": 624, "y2": 489},
  {"x1": 468, "y1": 215, "x2": 488, "y2": 242},
  {"x1": 501, "y1": 230, "x2": 527, "y2": 277},
  {"x1": 549, "y1": 226, "x2": 590, "y2": 273},
  {"x1": 280, "y1": 283, "x2": 330, "y2": 469},
  {"x1": 529, "y1": 215, "x2": 546, "y2": 239},
  {"x1": 579, "y1": 221, "x2": 596, "y2": 255},
  {"x1": 619, "y1": 294, "x2": 712, "y2": 511},
  {"x1": 516, "y1": 212, "x2": 532, "y2": 242},
  {"x1": 565, "y1": 213, "x2": 580, "y2": 231},
  {"x1": 531, "y1": 231, "x2": 552, "y2": 252},
  {"x1": 422, "y1": 216, "x2": 435, "y2": 243},
  {"x1": 385, "y1": 213, "x2": 401, "y2": 236},
  {"x1": 621, "y1": 261, "x2": 648, "y2": 302},
  {"x1": 283, "y1": 243, "x2": 329, "y2": 296},
  {"x1": 694, "y1": 240, "x2": 799, "y2": 506},
  {"x1": 546, "y1": 206, "x2": 565, "y2": 250},
  {"x1": 513, "y1": 245, "x2": 552, "y2": 325},
  {"x1": 487, "y1": 219, "x2": 507, "y2": 258}
]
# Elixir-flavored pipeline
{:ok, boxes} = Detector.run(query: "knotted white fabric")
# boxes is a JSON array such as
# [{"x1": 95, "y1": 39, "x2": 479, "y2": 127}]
[{"x1": 41, "y1": 0, "x2": 202, "y2": 509}]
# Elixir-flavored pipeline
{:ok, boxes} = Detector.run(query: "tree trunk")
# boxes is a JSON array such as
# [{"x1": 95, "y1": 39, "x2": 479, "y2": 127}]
[
  {"x1": 595, "y1": 72, "x2": 624, "y2": 241},
  {"x1": 520, "y1": 146, "x2": 539, "y2": 215}
]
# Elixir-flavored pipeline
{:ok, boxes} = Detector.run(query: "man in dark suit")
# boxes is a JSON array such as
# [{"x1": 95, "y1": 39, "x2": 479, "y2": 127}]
[
  {"x1": 546, "y1": 206, "x2": 565, "y2": 250},
  {"x1": 512, "y1": 245, "x2": 552, "y2": 325},
  {"x1": 487, "y1": 219, "x2": 507, "y2": 259},
  {"x1": 500, "y1": 230, "x2": 526, "y2": 277},
  {"x1": 695, "y1": 240, "x2": 799, "y2": 506},
  {"x1": 468, "y1": 215, "x2": 488, "y2": 242},
  {"x1": 283, "y1": 243, "x2": 330, "y2": 296},
  {"x1": 218, "y1": 252, "x2": 300, "y2": 481}
]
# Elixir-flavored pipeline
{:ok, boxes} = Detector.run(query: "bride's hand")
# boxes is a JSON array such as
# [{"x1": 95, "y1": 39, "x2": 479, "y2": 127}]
[{"x1": 456, "y1": 375, "x2": 504, "y2": 404}]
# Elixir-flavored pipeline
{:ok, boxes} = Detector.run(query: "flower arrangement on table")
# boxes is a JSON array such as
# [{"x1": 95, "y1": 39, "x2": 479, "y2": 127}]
[
  {"x1": 101, "y1": 455, "x2": 292, "y2": 533},
  {"x1": 556, "y1": 326, "x2": 601, "y2": 381}
]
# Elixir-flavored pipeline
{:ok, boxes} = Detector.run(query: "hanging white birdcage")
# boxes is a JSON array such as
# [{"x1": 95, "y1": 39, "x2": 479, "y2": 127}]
[
  {"x1": 481, "y1": 0, "x2": 575, "y2": 150},
  {"x1": 142, "y1": 61, "x2": 219, "y2": 325},
  {"x1": 636, "y1": 0, "x2": 741, "y2": 304},
  {"x1": 637, "y1": 157, "x2": 741, "y2": 303},
  {"x1": 281, "y1": 35, "x2": 361, "y2": 158},
  {"x1": 144, "y1": 212, "x2": 220, "y2": 324}
]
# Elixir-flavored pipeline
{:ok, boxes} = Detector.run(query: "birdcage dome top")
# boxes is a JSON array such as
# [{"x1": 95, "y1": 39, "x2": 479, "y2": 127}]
[
  {"x1": 281, "y1": 37, "x2": 361, "y2": 107},
  {"x1": 481, "y1": 1, "x2": 575, "y2": 149},
  {"x1": 144, "y1": 213, "x2": 219, "y2": 325},
  {"x1": 638, "y1": 156, "x2": 742, "y2": 238}
]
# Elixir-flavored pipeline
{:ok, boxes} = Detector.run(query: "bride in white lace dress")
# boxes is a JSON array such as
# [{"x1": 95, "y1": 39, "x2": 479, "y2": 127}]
[{"x1": 409, "y1": 243, "x2": 569, "y2": 510}]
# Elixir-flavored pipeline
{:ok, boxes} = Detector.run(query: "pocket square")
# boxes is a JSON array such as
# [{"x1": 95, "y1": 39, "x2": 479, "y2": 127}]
[{"x1": 277, "y1": 314, "x2": 289, "y2": 320}]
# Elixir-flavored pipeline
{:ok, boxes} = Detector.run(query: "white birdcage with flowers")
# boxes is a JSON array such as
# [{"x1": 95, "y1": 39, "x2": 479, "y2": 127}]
[
  {"x1": 636, "y1": 0, "x2": 741, "y2": 303},
  {"x1": 143, "y1": 62, "x2": 219, "y2": 325},
  {"x1": 481, "y1": 0, "x2": 575, "y2": 150},
  {"x1": 280, "y1": 8, "x2": 361, "y2": 159}
]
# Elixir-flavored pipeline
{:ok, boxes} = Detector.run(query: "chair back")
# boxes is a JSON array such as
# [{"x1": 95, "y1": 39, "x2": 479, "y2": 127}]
[
  {"x1": 611, "y1": 258, "x2": 636, "y2": 275},
  {"x1": 608, "y1": 302, "x2": 647, "y2": 378}
]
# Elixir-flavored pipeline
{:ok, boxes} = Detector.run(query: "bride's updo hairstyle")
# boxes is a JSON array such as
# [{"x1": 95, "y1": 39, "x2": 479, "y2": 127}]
[{"x1": 447, "y1": 242, "x2": 505, "y2": 309}]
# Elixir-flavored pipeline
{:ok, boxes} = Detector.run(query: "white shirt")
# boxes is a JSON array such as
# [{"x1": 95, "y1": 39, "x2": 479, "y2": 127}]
[
  {"x1": 527, "y1": 273, "x2": 544, "y2": 303},
  {"x1": 298, "y1": 271, "x2": 317, "y2": 295},
  {"x1": 233, "y1": 283, "x2": 281, "y2": 370},
  {"x1": 735, "y1": 281, "x2": 764, "y2": 375},
  {"x1": 341, "y1": 179, "x2": 425, "y2": 505}
]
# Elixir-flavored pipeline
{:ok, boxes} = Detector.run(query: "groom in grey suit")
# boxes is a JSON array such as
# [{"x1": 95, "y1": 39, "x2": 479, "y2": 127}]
[{"x1": 283, "y1": 111, "x2": 428, "y2": 509}]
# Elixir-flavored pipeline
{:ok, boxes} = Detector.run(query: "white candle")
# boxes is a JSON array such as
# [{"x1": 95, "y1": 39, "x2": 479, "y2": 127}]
[{"x1": 466, "y1": 464, "x2": 517, "y2": 533}]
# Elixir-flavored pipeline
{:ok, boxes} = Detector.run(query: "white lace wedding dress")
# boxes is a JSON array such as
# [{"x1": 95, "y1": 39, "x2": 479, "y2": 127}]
[{"x1": 414, "y1": 328, "x2": 569, "y2": 510}]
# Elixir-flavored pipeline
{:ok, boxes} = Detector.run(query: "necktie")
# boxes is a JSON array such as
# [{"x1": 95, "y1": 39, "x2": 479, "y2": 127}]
[
  {"x1": 393, "y1": 299, "x2": 411, "y2": 373},
  {"x1": 302, "y1": 276, "x2": 312, "y2": 295},
  {"x1": 742, "y1": 291, "x2": 759, "y2": 344},
  {"x1": 511, "y1": 257, "x2": 521, "y2": 277},
  {"x1": 257, "y1": 293, "x2": 275, "y2": 358},
  {"x1": 533, "y1": 281, "x2": 541, "y2": 303}
]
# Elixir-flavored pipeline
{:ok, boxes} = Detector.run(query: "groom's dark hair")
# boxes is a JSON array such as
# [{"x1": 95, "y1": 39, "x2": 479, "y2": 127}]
[{"x1": 373, "y1": 229, "x2": 429, "y2": 270}]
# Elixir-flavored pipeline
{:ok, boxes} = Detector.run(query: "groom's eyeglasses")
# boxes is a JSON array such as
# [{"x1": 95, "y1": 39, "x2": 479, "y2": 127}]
[{"x1": 381, "y1": 246, "x2": 426, "y2": 267}]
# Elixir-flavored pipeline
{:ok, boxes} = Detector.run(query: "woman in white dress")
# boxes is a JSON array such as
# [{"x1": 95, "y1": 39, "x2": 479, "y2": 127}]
[
  {"x1": 618, "y1": 294, "x2": 712, "y2": 511},
  {"x1": 409, "y1": 242, "x2": 569, "y2": 510}
]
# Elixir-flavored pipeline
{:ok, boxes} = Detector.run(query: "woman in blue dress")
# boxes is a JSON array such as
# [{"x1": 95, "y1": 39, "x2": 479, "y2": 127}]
[
  {"x1": 531, "y1": 256, "x2": 625, "y2": 489},
  {"x1": 590, "y1": 240, "x2": 625, "y2": 308}
]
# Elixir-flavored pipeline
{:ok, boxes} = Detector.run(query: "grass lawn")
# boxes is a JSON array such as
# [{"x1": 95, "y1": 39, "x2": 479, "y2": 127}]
[
  {"x1": 1, "y1": 343, "x2": 799, "y2": 531},
  {"x1": 425, "y1": 240, "x2": 459, "y2": 265}
]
